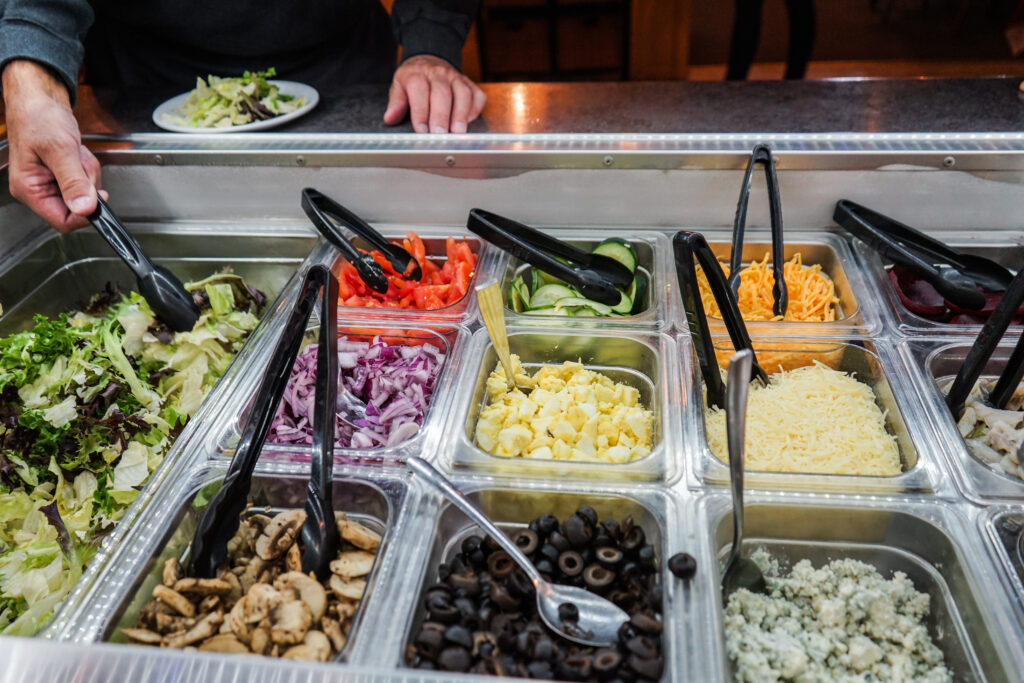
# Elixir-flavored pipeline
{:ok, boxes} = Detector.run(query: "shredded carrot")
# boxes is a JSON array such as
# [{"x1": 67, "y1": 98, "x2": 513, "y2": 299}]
[{"x1": 697, "y1": 252, "x2": 840, "y2": 322}]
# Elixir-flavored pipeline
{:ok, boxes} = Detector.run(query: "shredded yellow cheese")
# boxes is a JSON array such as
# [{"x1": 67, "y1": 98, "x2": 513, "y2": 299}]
[
  {"x1": 698, "y1": 252, "x2": 840, "y2": 322},
  {"x1": 704, "y1": 362, "x2": 901, "y2": 476}
]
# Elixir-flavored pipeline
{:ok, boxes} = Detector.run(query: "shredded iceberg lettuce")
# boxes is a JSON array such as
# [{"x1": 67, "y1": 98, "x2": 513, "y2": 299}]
[
  {"x1": 0, "y1": 270, "x2": 266, "y2": 634},
  {"x1": 162, "y1": 68, "x2": 305, "y2": 128}
]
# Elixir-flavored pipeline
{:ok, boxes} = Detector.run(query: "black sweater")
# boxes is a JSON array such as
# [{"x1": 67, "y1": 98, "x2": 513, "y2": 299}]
[{"x1": 0, "y1": 0, "x2": 477, "y2": 101}]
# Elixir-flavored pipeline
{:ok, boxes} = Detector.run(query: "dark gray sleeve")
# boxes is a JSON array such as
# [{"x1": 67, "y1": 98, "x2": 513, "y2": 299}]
[
  {"x1": 0, "y1": 0, "x2": 93, "y2": 102},
  {"x1": 391, "y1": 0, "x2": 478, "y2": 71}
]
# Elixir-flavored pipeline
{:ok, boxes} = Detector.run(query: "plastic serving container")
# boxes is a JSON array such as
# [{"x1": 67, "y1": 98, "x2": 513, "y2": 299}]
[
  {"x1": 61, "y1": 462, "x2": 411, "y2": 656},
  {"x1": 326, "y1": 226, "x2": 492, "y2": 326},
  {"x1": 850, "y1": 230, "x2": 1024, "y2": 336},
  {"x1": 901, "y1": 338, "x2": 1024, "y2": 503},
  {"x1": 978, "y1": 506, "x2": 1024, "y2": 629},
  {"x1": 442, "y1": 326, "x2": 682, "y2": 483},
  {"x1": 673, "y1": 230, "x2": 882, "y2": 338},
  {"x1": 696, "y1": 494, "x2": 1019, "y2": 682},
  {"x1": 495, "y1": 229, "x2": 672, "y2": 331},
  {"x1": 398, "y1": 483, "x2": 691, "y2": 682},
  {"x1": 686, "y1": 337, "x2": 948, "y2": 494}
]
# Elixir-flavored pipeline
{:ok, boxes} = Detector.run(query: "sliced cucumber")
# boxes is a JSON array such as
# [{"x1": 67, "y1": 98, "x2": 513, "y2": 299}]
[
  {"x1": 552, "y1": 297, "x2": 613, "y2": 316},
  {"x1": 610, "y1": 288, "x2": 633, "y2": 315},
  {"x1": 629, "y1": 274, "x2": 647, "y2": 315},
  {"x1": 524, "y1": 306, "x2": 571, "y2": 316},
  {"x1": 530, "y1": 283, "x2": 578, "y2": 308},
  {"x1": 537, "y1": 268, "x2": 565, "y2": 286},
  {"x1": 530, "y1": 268, "x2": 544, "y2": 294},
  {"x1": 508, "y1": 280, "x2": 524, "y2": 312},
  {"x1": 592, "y1": 238, "x2": 638, "y2": 273}
]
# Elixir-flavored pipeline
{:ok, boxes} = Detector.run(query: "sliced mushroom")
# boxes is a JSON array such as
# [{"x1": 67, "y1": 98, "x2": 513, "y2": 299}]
[
  {"x1": 174, "y1": 577, "x2": 233, "y2": 596},
  {"x1": 163, "y1": 611, "x2": 224, "y2": 649},
  {"x1": 162, "y1": 558, "x2": 183, "y2": 588},
  {"x1": 243, "y1": 583, "x2": 283, "y2": 623},
  {"x1": 321, "y1": 617, "x2": 346, "y2": 652},
  {"x1": 250, "y1": 626, "x2": 271, "y2": 655},
  {"x1": 198, "y1": 633, "x2": 250, "y2": 654},
  {"x1": 269, "y1": 600, "x2": 313, "y2": 645},
  {"x1": 154, "y1": 612, "x2": 191, "y2": 634},
  {"x1": 282, "y1": 630, "x2": 332, "y2": 662},
  {"x1": 329, "y1": 575, "x2": 367, "y2": 601},
  {"x1": 329, "y1": 551, "x2": 376, "y2": 579},
  {"x1": 153, "y1": 585, "x2": 195, "y2": 618},
  {"x1": 239, "y1": 557, "x2": 267, "y2": 594},
  {"x1": 228, "y1": 597, "x2": 250, "y2": 643},
  {"x1": 255, "y1": 510, "x2": 305, "y2": 561},
  {"x1": 219, "y1": 569, "x2": 243, "y2": 602},
  {"x1": 139, "y1": 600, "x2": 177, "y2": 628},
  {"x1": 121, "y1": 628, "x2": 163, "y2": 645},
  {"x1": 274, "y1": 572, "x2": 328, "y2": 622},
  {"x1": 338, "y1": 518, "x2": 381, "y2": 551},
  {"x1": 198, "y1": 595, "x2": 221, "y2": 613},
  {"x1": 285, "y1": 543, "x2": 302, "y2": 572}
]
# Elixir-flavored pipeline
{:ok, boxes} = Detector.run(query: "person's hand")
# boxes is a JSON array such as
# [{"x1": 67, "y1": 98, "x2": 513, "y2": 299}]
[
  {"x1": 383, "y1": 54, "x2": 485, "y2": 134},
  {"x1": 2, "y1": 60, "x2": 105, "y2": 233}
]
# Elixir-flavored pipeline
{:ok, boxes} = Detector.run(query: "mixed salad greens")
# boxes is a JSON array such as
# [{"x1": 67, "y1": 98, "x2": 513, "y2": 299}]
[
  {"x1": 0, "y1": 271, "x2": 266, "y2": 635},
  {"x1": 507, "y1": 238, "x2": 647, "y2": 317},
  {"x1": 163, "y1": 68, "x2": 305, "y2": 128}
]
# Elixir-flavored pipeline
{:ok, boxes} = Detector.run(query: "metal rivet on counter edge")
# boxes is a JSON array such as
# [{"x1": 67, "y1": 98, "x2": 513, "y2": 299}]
[
  {"x1": 445, "y1": 155, "x2": 456, "y2": 166},
  {"x1": 603, "y1": 155, "x2": 614, "y2": 166},
  {"x1": 296, "y1": 155, "x2": 306, "y2": 166},
  {"x1": 153, "y1": 154, "x2": 164, "y2": 165},
  {"x1": 943, "y1": 156, "x2": 956, "y2": 168}
]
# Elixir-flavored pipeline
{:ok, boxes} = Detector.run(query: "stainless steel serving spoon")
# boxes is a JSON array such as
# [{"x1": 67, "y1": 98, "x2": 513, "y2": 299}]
[
  {"x1": 721, "y1": 349, "x2": 768, "y2": 596},
  {"x1": 407, "y1": 457, "x2": 629, "y2": 647}
]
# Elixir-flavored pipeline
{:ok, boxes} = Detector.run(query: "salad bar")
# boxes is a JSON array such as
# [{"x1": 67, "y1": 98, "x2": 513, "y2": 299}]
[{"x1": 1, "y1": 133, "x2": 1024, "y2": 682}]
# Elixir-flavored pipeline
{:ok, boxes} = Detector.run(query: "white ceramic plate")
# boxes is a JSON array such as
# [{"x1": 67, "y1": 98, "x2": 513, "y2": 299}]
[{"x1": 151, "y1": 80, "x2": 319, "y2": 133}]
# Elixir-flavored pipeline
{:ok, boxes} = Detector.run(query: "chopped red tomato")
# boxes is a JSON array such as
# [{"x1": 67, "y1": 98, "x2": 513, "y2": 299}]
[{"x1": 335, "y1": 231, "x2": 477, "y2": 311}]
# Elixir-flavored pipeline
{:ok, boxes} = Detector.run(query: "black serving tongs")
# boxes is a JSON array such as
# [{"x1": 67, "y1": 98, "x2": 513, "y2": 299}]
[
  {"x1": 189, "y1": 264, "x2": 341, "y2": 580},
  {"x1": 729, "y1": 144, "x2": 788, "y2": 317},
  {"x1": 88, "y1": 197, "x2": 200, "y2": 332},
  {"x1": 944, "y1": 268, "x2": 1024, "y2": 418},
  {"x1": 466, "y1": 208, "x2": 633, "y2": 306},
  {"x1": 833, "y1": 199, "x2": 1014, "y2": 309},
  {"x1": 674, "y1": 230, "x2": 768, "y2": 409},
  {"x1": 301, "y1": 187, "x2": 422, "y2": 294}
]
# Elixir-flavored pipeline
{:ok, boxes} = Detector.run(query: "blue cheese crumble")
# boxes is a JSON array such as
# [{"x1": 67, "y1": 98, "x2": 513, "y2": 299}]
[{"x1": 724, "y1": 550, "x2": 952, "y2": 682}]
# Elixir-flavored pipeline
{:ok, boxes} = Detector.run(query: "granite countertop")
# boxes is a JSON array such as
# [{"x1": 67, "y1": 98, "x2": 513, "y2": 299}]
[{"x1": 72, "y1": 77, "x2": 1024, "y2": 137}]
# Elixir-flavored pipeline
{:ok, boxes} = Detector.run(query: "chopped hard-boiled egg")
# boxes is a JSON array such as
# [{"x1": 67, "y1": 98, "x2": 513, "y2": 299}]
[{"x1": 474, "y1": 354, "x2": 654, "y2": 464}]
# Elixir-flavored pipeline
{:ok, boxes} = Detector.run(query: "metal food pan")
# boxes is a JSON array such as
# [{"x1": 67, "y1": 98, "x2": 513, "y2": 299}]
[
  {"x1": 328, "y1": 226, "x2": 490, "y2": 325},
  {"x1": 496, "y1": 230, "x2": 671, "y2": 331},
  {"x1": 901, "y1": 339, "x2": 1024, "y2": 503},
  {"x1": 979, "y1": 506, "x2": 1024, "y2": 627},
  {"x1": 445, "y1": 326, "x2": 681, "y2": 483},
  {"x1": 64, "y1": 462, "x2": 409, "y2": 660},
  {"x1": 0, "y1": 225, "x2": 315, "y2": 333},
  {"x1": 398, "y1": 485, "x2": 681, "y2": 681},
  {"x1": 677, "y1": 230, "x2": 881, "y2": 338},
  {"x1": 850, "y1": 231, "x2": 1024, "y2": 337},
  {"x1": 702, "y1": 497, "x2": 1016, "y2": 682},
  {"x1": 689, "y1": 338, "x2": 946, "y2": 494},
  {"x1": 220, "y1": 320, "x2": 468, "y2": 467}
]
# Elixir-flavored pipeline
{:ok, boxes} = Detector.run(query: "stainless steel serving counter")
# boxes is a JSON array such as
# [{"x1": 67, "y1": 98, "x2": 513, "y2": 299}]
[{"x1": 1, "y1": 133, "x2": 1024, "y2": 683}]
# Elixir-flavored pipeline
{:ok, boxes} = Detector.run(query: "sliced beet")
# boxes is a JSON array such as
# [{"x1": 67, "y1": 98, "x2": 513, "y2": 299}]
[{"x1": 889, "y1": 266, "x2": 947, "y2": 317}]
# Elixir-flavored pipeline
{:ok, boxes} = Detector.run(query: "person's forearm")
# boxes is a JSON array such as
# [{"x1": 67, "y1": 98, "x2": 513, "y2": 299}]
[
  {"x1": 0, "y1": 0, "x2": 93, "y2": 103},
  {"x1": 391, "y1": 0, "x2": 479, "y2": 69},
  {"x1": 2, "y1": 60, "x2": 71, "y2": 110}
]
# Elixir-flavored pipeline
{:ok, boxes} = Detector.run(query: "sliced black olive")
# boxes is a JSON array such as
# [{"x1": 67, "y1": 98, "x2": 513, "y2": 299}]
[
  {"x1": 461, "y1": 535, "x2": 482, "y2": 556},
  {"x1": 532, "y1": 634, "x2": 554, "y2": 661},
  {"x1": 482, "y1": 534, "x2": 502, "y2": 552},
  {"x1": 536, "y1": 513, "x2": 559, "y2": 537},
  {"x1": 600, "y1": 518, "x2": 621, "y2": 539},
  {"x1": 512, "y1": 528, "x2": 539, "y2": 556},
  {"x1": 426, "y1": 593, "x2": 459, "y2": 623},
  {"x1": 437, "y1": 561, "x2": 453, "y2": 582},
  {"x1": 621, "y1": 525, "x2": 645, "y2": 552},
  {"x1": 618, "y1": 621, "x2": 638, "y2": 642},
  {"x1": 488, "y1": 582, "x2": 519, "y2": 611},
  {"x1": 648, "y1": 583, "x2": 663, "y2": 611},
  {"x1": 467, "y1": 548, "x2": 487, "y2": 569},
  {"x1": 444, "y1": 623, "x2": 474, "y2": 649},
  {"x1": 487, "y1": 550, "x2": 515, "y2": 578},
  {"x1": 593, "y1": 530, "x2": 614, "y2": 548},
  {"x1": 627, "y1": 653, "x2": 664, "y2": 680},
  {"x1": 558, "y1": 550, "x2": 585, "y2": 577},
  {"x1": 535, "y1": 558, "x2": 555, "y2": 576},
  {"x1": 527, "y1": 661, "x2": 553, "y2": 679},
  {"x1": 564, "y1": 514, "x2": 594, "y2": 548},
  {"x1": 667, "y1": 552, "x2": 697, "y2": 580},
  {"x1": 448, "y1": 571, "x2": 481, "y2": 595},
  {"x1": 625, "y1": 635, "x2": 658, "y2": 659},
  {"x1": 576, "y1": 505, "x2": 598, "y2": 527},
  {"x1": 584, "y1": 563, "x2": 616, "y2": 590},
  {"x1": 597, "y1": 546, "x2": 625, "y2": 566},
  {"x1": 548, "y1": 530, "x2": 571, "y2": 552},
  {"x1": 437, "y1": 646, "x2": 472, "y2": 672},
  {"x1": 539, "y1": 543, "x2": 560, "y2": 564},
  {"x1": 593, "y1": 648, "x2": 622, "y2": 675},
  {"x1": 558, "y1": 601, "x2": 579, "y2": 623},
  {"x1": 630, "y1": 612, "x2": 662, "y2": 635},
  {"x1": 414, "y1": 621, "x2": 446, "y2": 658},
  {"x1": 454, "y1": 596, "x2": 478, "y2": 627},
  {"x1": 507, "y1": 567, "x2": 534, "y2": 597},
  {"x1": 559, "y1": 654, "x2": 594, "y2": 680},
  {"x1": 637, "y1": 544, "x2": 656, "y2": 568}
]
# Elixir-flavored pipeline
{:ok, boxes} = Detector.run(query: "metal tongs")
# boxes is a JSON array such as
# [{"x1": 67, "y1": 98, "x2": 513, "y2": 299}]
[
  {"x1": 466, "y1": 208, "x2": 633, "y2": 306},
  {"x1": 189, "y1": 264, "x2": 341, "y2": 580},
  {"x1": 729, "y1": 144, "x2": 788, "y2": 317},
  {"x1": 301, "y1": 188, "x2": 422, "y2": 293},
  {"x1": 88, "y1": 197, "x2": 201, "y2": 332},
  {"x1": 673, "y1": 230, "x2": 768, "y2": 409},
  {"x1": 944, "y1": 268, "x2": 1024, "y2": 417},
  {"x1": 833, "y1": 199, "x2": 1014, "y2": 309}
]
